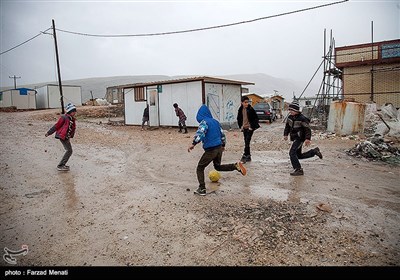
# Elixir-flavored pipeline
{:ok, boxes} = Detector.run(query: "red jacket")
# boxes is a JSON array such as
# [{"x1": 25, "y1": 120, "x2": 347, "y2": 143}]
[{"x1": 47, "y1": 114, "x2": 76, "y2": 140}]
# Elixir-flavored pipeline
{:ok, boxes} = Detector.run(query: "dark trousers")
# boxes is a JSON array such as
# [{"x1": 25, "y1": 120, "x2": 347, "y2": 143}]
[
  {"x1": 178, "y1": 120, "x2": 187, "y2": 131},
  {"x1": 289, "y1": 139, "x2": 316, "y2": 170},
  {"x1": 59, "y1": 139, "x2": 73, "y2": 167},
  {"x1": 196, "y1": 146, "x2": 237, "y2": 189},
  {"x1": 142, "y1": 117, "x2": 149, "y2": 128},
  {"x1": 242, "y1": 129, "x2": 254, "y2": 156}
]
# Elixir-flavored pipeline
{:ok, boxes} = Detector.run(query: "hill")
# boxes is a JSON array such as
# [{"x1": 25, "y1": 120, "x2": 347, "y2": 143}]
[{"x1": 1, "y1": 73, "x2": 320, "y2": 103}]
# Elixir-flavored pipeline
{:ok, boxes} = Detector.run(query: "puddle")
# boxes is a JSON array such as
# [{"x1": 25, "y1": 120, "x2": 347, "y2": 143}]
[
  {"x1": 249, "y1": 185, "x2": 290, "y2": 201},
  {"x1": 256, "y1": 158, "x2": 288, "y2": 164},
  {"x1": 253, "y1": 151, "x2": 288, "y2": 165}
]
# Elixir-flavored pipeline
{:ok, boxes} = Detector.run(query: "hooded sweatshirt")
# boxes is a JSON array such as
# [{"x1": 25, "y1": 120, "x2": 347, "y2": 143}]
[{"x1": 192, "y1": 105, "x2": 226, "y2": 150}]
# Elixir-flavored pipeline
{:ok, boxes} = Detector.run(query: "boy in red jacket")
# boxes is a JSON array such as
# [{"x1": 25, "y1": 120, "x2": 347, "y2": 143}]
[{"x1": 45, "y1": 103, "x2": 77, "y2": 171}]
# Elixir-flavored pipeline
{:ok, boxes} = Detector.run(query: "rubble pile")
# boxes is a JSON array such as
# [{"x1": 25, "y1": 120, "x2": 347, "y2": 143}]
[
  {"x1": 346, "y1": 136, "x2": 400, "y2": 164},
  {"x1": 199, "y1": 200, "x2": 391, "y2": 265}
]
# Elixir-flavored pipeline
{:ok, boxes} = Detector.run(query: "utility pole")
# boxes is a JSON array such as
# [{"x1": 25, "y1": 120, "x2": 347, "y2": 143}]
[
  {"x1": 9, "y1": 75, "x2": 21, "y2": 89},
  {"x1": 370, "y1": 21, "x2": 374, "y2": 102},
  {"x1": 52, "y1": 19, "x2": 65, "y2": 114}
]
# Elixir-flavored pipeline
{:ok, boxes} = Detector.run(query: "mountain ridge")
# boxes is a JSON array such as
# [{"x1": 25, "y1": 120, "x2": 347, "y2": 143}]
[{"x1": 1, "y1": 73, "x2": 320, "y2": 103}]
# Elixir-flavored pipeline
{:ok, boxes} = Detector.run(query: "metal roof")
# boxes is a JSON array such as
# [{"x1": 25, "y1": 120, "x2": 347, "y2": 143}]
[{"x1": 119, "y1": 76, "x2": 254, "y2": 88}]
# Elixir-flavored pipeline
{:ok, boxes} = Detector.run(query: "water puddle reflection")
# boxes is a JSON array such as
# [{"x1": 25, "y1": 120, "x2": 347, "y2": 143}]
[{"x1": 249, "y1": 185, "x2": 290, "y2": 201}]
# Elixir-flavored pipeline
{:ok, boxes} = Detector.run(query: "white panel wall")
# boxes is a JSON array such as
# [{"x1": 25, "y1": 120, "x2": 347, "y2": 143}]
[
  {"x1": 48, "y1": 85, "x2": 63, "y2": 108},
  {"x1": 48, "y1": 85, "x2": 82, "y2": 108},
  {"x1": 12, "y1": 90, "x2": 36, "y2": 109},
  {"x1": 124, "y1": 87, "x2": 146, "y2": 125},
  {"x1": 35, "y1": 86, "x2": 48, "y2": 109},
  {"x1": 61, "y1": 86, "x2": 82, "y2": 106},
  {"x1": 205, "y1": 83, "x2": 222, "y2": 120},
  {"x1": 186, "y1": 82, "x2": 203, "y2": 126},
  {"x1": 221, "y1": 84, "x2": 241, "y2": 125},
  {"x1": 158, "y1": 81, "x2": 202, "y2": 127},
  {"x1": 0, "y1": 91, "x2": 12, "y2": 107},
  {"x1": 0, "y1": 90, "x2": 36, "y2": 109},
  {"x1": 205, "y1": 83, "x2": 241, "y2": 126},
  {"x1": 124, "y1": 81, "x2": 239, "y2": 128}
]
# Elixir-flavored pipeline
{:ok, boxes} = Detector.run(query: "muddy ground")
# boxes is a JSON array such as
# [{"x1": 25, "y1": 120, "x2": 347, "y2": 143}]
[{"x1": 0, "y1": 106, "x2": 399, "y2": 267}]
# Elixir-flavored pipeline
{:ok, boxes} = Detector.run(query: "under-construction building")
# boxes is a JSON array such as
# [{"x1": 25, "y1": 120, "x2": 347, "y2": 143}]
[{"x1": 335, "y1": 38, "x2": 400, "y2": 108}]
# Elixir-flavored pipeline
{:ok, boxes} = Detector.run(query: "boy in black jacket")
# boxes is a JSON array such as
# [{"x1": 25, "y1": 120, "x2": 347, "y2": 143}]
[
  {"x1": 283, "y1": 100, "x2": 323, "y2": 176},
  {"x1": 237, "y1": 96, "x2": 260, "y2": 163}
]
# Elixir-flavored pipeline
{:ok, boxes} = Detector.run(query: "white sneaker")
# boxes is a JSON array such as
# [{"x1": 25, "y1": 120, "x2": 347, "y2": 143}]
[{"x1": 57, "y1": 165, "x2": 69, "y2": 171}]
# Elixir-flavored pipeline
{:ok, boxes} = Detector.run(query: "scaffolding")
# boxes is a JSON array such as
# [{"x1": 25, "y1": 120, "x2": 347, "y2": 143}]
[{"x1": 298, "y1": 29, "x2": 343, "y2": 129}]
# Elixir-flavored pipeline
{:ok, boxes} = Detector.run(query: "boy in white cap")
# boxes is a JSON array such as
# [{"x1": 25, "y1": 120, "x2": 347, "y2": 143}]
[
  {"x1": 45, "y1": 103, "x2": 77, "y2": 171},
  {"x1": 283, "y1": 99, "x2": 322, "y2": 176}
]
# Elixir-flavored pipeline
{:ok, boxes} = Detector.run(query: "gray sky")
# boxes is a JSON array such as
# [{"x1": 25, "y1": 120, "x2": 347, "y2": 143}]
[{"x1": 0, "y1": 0, "x2": 399, "y2": 88}]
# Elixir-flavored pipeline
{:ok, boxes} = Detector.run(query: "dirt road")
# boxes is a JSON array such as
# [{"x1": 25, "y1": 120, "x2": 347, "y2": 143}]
[{"x1": 0, "y1": 108, "x2": 399, "y2": 266}]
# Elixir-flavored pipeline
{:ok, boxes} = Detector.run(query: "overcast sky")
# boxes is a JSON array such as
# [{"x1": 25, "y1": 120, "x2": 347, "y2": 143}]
[{"x1": 0, "y1": 0, "x2": 399, "y2": 88}]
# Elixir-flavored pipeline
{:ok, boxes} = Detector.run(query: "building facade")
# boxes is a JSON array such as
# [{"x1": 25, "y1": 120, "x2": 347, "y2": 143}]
[
  {"x1": 123, "y1": 76, "x2": 254, "y2": 128},
  {"x1": 335, "y1": 39, "x2": 400, "y2": 108}
]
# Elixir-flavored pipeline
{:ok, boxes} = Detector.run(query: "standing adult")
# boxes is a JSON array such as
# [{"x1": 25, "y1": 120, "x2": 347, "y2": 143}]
[
  {"x1": 173, "y1": 103, "x2": 188, "y2": 134},
  {"x1": 141, "y1": 104, "x2": 149, "y2": 130},
  {"x1": 236, "y1": 96, "x2": 260, "y2": 163}
]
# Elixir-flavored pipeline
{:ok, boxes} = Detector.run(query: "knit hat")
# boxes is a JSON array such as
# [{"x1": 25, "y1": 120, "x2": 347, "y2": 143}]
[
  {"x1": 288, "y1": 100, "x2": 300, "y2": 112},
  {"x1": 65, "y1": 103, "x2": 76, "y2": 114}
]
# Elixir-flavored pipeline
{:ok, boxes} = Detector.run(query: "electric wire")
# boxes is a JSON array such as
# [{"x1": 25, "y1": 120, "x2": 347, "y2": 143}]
[
  {"x1": 0, "y1": 28, "x2": 52, "y2": 55},
  {"x1": 55, "y1": 0, "x2": 349, "y2": 37}
]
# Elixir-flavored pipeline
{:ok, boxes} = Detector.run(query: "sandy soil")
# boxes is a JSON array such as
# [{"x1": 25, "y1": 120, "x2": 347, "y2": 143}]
[{"x1": 0, "y1": 107, "x2": 399, "y2": 267}]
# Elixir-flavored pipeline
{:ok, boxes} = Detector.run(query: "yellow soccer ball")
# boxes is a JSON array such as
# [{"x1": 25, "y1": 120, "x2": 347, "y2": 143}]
[{"x1": 208, "y1": 170, "x2": 221, "y2": 182}]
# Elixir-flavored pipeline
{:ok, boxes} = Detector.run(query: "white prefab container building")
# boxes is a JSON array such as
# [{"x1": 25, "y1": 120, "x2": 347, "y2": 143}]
[
  {"x1": 0, "y1": 88, "x2": 37, "y2": 109},
  {"x1": 36, "y1": 84, "x2": 82, "y2": 109},
  {"x1": 123, "y1": 76, "x2": 254, "y2": 128}
]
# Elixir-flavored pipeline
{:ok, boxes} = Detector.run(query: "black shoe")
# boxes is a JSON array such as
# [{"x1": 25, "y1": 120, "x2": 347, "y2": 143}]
[
  {"x1": 314, "y1": 147, "x2": 323, "y2": 159},
  {"x1": 240, "y1": 155, "x2": 247, "y2": 163},
  {"x1": 194, "y1": 187, "x2": 206, "y2": 196},
  {"x1": 290, "y1": 168, "x2": 304, "y2": 176},
  {"x1": 246, "y1": 155, "x2": 252, "y2": 162}
]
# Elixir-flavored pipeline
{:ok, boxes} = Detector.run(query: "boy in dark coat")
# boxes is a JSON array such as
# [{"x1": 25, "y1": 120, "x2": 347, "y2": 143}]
[
  {"x1": 45, "y1": 103, "x2": 77, "y2": 171},
  {"x1": 236, "y1": 96, "x2": 260, "y2": 163},
  {"x1": 188, "y1": 105, "x2": 246, "y2": 196},
  {"x1": 283, "y1": 100, "x2": 323, "y2": 176}
]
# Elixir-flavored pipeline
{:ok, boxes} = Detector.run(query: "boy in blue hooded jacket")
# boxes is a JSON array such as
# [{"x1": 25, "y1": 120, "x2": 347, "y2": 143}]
[{"x1": 188, "y1": 105, "x2": 247, "y2": 196}]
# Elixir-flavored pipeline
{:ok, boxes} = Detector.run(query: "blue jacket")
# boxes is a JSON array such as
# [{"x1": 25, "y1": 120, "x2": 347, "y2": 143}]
[{"x1": 192, "y1": 105, "x2": 226, "y2": 150}]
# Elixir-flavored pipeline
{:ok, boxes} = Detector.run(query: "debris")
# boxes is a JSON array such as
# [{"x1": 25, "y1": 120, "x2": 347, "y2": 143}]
[
  {"x1": 316, "y1": 203, "x2": 332, "y2": 213},
  {"x1": 346, "y1": 136, "x2": 400, "y2": 164}
]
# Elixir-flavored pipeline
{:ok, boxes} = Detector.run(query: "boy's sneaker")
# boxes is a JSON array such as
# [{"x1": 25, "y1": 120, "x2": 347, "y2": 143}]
[
  {"x1": 235, "y1": 162, "x2": 247, "y2": 176},
  {"x1": 240, "y1": 155, "x2": 248, "y2": 163},
  {"x1": 314, "y1": 147, "x2": 323, "y2": 159},
  {"x1": 57, "y1": 165, "x2": 69, "y2": 171},
  {"x1": 246, "y1": 155, "x2": 252, "y2": 162},
  {"x1": 194, "y1": 187, "x2": 206, "y2": 196},
  {"x1": 290, "y1": 168, "x2": 304, "y2": 176}
]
